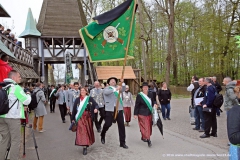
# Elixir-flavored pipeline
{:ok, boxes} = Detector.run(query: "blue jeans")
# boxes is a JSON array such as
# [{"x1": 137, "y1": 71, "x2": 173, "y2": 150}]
[
  {"x1": 161, "y1": 103, "x2": 171, "y2": 119},
  {"x1": 194, "y1": 105, "x2": 205, "y2": 130}
]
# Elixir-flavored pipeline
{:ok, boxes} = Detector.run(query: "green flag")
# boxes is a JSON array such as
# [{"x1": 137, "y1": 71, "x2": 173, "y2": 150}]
[{"x1": 79, "y1": 0, "x2": 137, "y2": 62}]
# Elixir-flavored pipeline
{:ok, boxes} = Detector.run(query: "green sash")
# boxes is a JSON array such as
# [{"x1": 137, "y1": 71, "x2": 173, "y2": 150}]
[
  {"x1": 139, "y1": 92, "x2": 152, "y2": 113},
  {"x1": 49, "y1": 89, "x2": 56, "y2": 99},
  {"x1": 75, "y1": 96, "x2": 90, "y2": 122},
  {"x1": 109, "y1": 86, "x2": 123, "y2": 106}
]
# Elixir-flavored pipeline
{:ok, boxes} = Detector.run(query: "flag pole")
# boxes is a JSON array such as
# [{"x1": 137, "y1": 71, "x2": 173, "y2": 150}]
[{"x1": 114, "y1": 0, "x2": 137, "y2": 120}]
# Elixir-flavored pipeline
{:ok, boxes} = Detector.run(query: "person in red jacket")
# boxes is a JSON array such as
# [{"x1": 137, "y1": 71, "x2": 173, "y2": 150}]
[{"x1": 0, "y1": 55, "x2": 12, "y2": 82}]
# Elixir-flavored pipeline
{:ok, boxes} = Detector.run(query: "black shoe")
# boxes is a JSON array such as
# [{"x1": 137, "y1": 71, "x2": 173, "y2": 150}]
[
  {"x1": 50, "y1": 111, "x2": 52, "y2": 113},
  {"x1": 210, "y1": 133, "x2": 217, "y2": 137},
  {"x1": 147, "y1": 140, "x2": 152, "y2": 147},
  {"x1": 83, "y1": 148, "x2": 87, "y2": 155},
  {"x1": 198, "y1": 129, "x2": 204, "y2": 132},
  {"x1": 167, "y1": 118, "x2": 171, "y2": 120},
  {"x1": 163, "y1": 118, "x2": 166, "y2": 120},
  {"x1": 101, "y1": 137, "x2": 105, "y2": 144},
  {"x1": 191, "y1": 122, "x2": 195, "y2": 125},
  {"x1": 193, "y1": 128, "x2": 200, "y2": 130},
  {"x1": 62, "y1": 120, "x2": 66, "y2": 123},
  {"x1": 120, "y1": 144, "x2": 128, "y2": 149},
  {"x1": 141, "y1": 138, "x2": 148, "y2": 142},
  {"x1": 200, "y1": 134, "x2": 210, "y2": 138},
  {"x1": 97, "y1": 128, "x2": 102, "y2": 133}
]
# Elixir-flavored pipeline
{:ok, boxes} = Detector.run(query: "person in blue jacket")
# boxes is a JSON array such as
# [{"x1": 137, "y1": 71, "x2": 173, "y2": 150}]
[{"x1": 200, "y1": 77, "x2": 217, "y2": 138}]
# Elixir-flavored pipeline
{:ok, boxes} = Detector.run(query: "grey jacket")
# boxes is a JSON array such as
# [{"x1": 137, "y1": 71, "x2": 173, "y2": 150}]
[
  {"x1": 90, "y1": 88, "x2": 104, "y2": 108},
  {"x1": 66, "y1": 89, "x2": 80, "y2": 112},
  {"x1": 34, "y1": 87, "x2": 47, "y2": 117},
  {"x1": 55, "y1": 89, "x2": 68, "y2": 105},
  {"x1": 224, "y1": 81, "x2": 239, "y2": 111},
  {"x1": 103, "y1": 83, "x2": 126, "y2": 112},
  {"x1": 122, "y1": 91, "x2": 134, "y2": 107}
]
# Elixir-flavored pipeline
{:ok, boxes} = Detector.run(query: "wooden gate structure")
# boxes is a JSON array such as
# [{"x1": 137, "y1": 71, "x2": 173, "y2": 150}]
[{"x1": 18, "y1": 0, "x2": 97, "y2": 86}]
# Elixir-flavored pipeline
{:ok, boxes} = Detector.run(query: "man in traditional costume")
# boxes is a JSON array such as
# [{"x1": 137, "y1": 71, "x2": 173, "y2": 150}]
[
  {"x1": 134, "y1": 82, "x2": 157, "y2": 147},
  {"x1": 90, "y1": 81, "x2": 105, "y2": 132},
  {"x1": 71, "y1": 87, "x2": 99, "y2": 155},
  {"x1": 49, "y1": 85, "x2": 57, "y2": 113},
  {"x1": 101, "y1": 77, "x2": 128, "y2": 149},
  {"x1": 67, "y1": 82, "x2": 80, "y2": 120}
]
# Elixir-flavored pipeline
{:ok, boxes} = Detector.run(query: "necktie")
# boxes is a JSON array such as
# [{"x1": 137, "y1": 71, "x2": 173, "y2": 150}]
[{"x1": 63, "y1": 91, "x2": 65, "y2": 102}]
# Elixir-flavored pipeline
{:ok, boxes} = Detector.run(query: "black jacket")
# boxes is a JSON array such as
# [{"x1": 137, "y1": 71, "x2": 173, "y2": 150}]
[
  {"x1": 227, "y1": 105, "x2": 240, "y2": 145},
  {"x1": 195, "y1": 85, "x2": 206, "y2": 98},
  {"x1": 71, "y1": 97, "x2": 99, "y2": 122},
  {"x1": 49, "y1": 89, "x2": 57, "y2": 101},
  {"x1": 134, "y1": 92, "x2": 155, "y2": 116},
  {"x1": 158, "y1": 88, "x2": 171, "y2": 105}
]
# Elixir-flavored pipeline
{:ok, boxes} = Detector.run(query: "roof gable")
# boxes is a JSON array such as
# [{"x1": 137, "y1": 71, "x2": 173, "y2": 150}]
[{"x1": 37, "y1": 0, "x2": 87, "y2": 37}]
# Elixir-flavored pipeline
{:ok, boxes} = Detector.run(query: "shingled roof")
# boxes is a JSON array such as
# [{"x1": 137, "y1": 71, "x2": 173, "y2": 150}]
[{"x1": 37, "y1": 0, "x2": 87, "y2": 37}]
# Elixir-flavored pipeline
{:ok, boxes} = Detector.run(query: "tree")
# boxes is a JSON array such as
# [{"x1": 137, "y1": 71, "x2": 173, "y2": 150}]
[{"x1": 53, "y1": 64, "x2": 65, "y2": 84}]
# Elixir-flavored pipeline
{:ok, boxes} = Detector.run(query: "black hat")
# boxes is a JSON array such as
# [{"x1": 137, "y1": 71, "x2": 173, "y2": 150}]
[
  {"x1": 107, "y1": 77, "x2": 118, "y2": 84},
  {"x1": 140, "y1": 82, "x2": 149, "y2": 88}
]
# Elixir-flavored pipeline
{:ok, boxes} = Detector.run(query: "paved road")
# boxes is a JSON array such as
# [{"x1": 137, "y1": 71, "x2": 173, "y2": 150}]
[{"x1": 20, "y1": 98, "x2": 229, "y2": 160}]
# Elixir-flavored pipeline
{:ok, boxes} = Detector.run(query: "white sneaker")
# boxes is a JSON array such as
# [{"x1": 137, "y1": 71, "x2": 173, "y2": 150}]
[{"x1": 39, "y1": 130, "x2": 46, "y2": 133}]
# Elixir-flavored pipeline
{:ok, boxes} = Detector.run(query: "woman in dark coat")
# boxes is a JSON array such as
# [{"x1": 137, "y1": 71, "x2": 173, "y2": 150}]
[
  {"x1": 71, "y1": 87, "x2": 99, "y2": 155},
  {"x1": 158, "y1": 82, "x2": 172, "y2": 120},
  {"x1": 134, "y1": 82, "x2": 157, "y2": 147}
]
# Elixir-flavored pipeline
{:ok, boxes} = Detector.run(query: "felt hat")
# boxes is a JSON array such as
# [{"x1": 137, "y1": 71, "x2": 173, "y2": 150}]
[
  {"x1": 107, "y1": 77, "x2": 118, "y2": 84},
  {"x1": 140, "y1": 82, "x2": 149, "y2": 88}
]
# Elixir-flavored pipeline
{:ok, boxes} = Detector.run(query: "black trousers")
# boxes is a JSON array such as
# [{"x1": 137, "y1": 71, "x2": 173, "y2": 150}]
[
  {"x1": 101, "y1": 110, "x2": 126, "y2": 145},
  {"x1": 98, "y1": 107, "x2": 106, "y2": 126},
  {"x1": 94, "y1": 107, "x2": 106, "y2": 130},
  {"x1": 50, "y1": 99, "x2": 56, "y2": 112},
  {"x1": 59, "y1": 103, "x2": 66, "y2": 121},
  {"x1": 204, "y1": 108, "x2": 217, "y2": 135}
]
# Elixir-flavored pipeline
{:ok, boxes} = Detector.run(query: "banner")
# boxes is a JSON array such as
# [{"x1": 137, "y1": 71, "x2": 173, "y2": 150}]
[
  {"x1": 65, "y1": 52, "x2": 73, "y2": 84},
  {"x1": 79, "y1": 0, "x2": 137, "y2": 62}
]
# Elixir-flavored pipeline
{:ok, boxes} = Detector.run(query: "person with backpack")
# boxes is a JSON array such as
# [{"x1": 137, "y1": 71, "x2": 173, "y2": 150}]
[
  {"x1": 0, "y1": 70, "x2": 31, "y2": 160},
  {"x1": 33, "y1": 82, "x2": 47, "y2": 133},
  {"x1": 200, "y1": 78, "x2": 217, "y2": 138}
]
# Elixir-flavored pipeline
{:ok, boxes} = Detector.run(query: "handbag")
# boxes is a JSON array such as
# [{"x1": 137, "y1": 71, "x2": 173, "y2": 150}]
[
  {"x1": 72, "y1": 123, "x2": 77, "y2": 132},
  {"x1": 203, "y1": 107, "x2": 212, "y2": 112},
  {"x1": 69, "y1": 122, "x2": 77, "y2": 132}
]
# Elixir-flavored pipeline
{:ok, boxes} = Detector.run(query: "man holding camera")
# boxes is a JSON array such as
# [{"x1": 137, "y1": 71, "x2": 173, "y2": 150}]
[{"x1": 0, "y1": 70, "x2": 31, "y2": 160}]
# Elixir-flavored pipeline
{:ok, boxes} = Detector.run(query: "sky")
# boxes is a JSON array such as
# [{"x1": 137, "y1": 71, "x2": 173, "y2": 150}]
[{"x1": 0, "y1": 0, "x2": 79, "y2": 78}]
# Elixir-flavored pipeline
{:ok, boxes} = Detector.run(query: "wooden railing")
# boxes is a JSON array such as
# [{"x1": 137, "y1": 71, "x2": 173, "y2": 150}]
[{"x1": 0, "y1": 34, "x2": 33, "y2": 67}]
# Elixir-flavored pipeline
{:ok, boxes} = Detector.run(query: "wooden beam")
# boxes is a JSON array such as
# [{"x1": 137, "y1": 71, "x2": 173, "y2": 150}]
[
  {"x1": 76, "y1": 42, "x2": 83, "y2": 56},
  {"x1": 73, "y1": 38, "x2": 75, "y2": 56},
  {"x1": 44, "y1": 41, "x2": 53, "y2": 57},
  {"x1": 52, "y1": 38, "x2": 55, "y2": 57}
]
